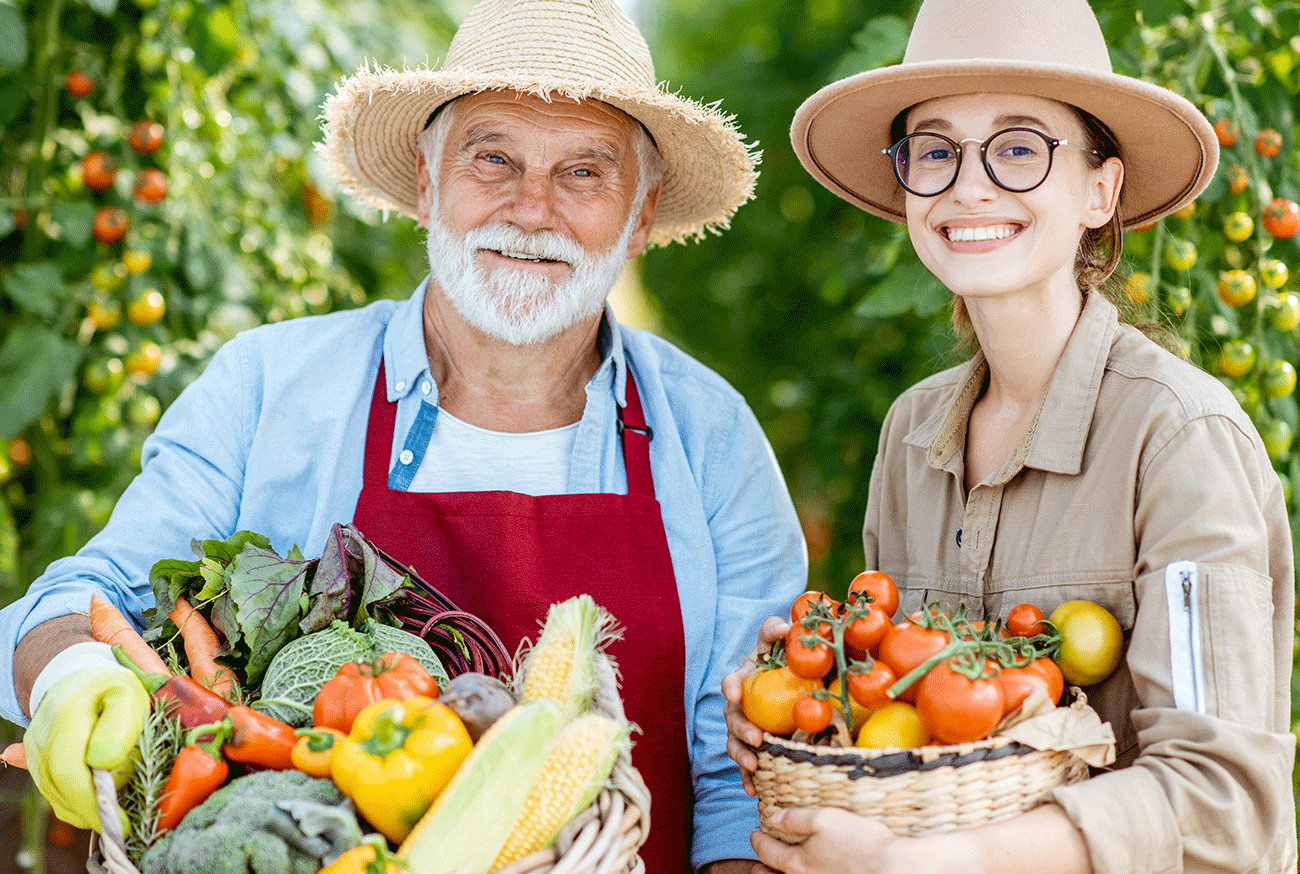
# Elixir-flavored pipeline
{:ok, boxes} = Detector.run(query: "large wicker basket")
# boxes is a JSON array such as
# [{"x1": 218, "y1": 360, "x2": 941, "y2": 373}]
[{"x1": 88, "y1": 655, "x2": 651, "y2": 874}]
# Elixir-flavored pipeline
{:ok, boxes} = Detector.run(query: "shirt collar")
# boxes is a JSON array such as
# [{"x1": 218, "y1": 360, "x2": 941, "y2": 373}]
[
  {"x1": 910, "y1": 291, "x2": 1120, "y2": 481},
  {"x1": 382, "y1": 276, "x2": 628, "y2": 407}
]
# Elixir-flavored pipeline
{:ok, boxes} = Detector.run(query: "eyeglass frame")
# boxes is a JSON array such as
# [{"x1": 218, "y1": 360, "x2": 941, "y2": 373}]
[{"x1": 882, "y1": 127, "x2": 1102, "y2": 198}]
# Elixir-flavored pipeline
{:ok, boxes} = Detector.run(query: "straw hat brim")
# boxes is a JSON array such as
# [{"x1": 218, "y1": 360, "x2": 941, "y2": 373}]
[
  {"x1": 320, "y1": 66, "x2": 760, "y2": 247},
  {"x1": 791, "y1": 59, "x2": 1219, "y2": 229}
]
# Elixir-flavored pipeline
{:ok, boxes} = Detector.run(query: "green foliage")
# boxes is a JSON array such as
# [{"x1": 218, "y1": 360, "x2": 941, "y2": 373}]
[{"x1": 0, "y1": 0, "x2": 453, "y2": 608}]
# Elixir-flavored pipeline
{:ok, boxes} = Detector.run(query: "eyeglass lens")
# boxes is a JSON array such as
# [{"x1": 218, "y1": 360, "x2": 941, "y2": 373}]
[{"x1": 894, "y1": 129, "x2": 1055, "y2": 196}]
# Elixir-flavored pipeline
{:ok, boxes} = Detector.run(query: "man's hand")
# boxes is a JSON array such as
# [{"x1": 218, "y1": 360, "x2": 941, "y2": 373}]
[
  {"x1": 721, "y1": 614, "x2": 790, "y2": 795},
  {"x1": 25, "y1": 665, "x2": 150, "y2": 832}
]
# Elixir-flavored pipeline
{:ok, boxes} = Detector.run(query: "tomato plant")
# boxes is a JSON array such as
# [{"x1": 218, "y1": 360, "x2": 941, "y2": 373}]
[
  {"x1": 1254, "y1": 129, "x2": 1283, "y2": 158},
  {"x1": 1213, "y1": 117, "x2": 1239, "y2": 146}
]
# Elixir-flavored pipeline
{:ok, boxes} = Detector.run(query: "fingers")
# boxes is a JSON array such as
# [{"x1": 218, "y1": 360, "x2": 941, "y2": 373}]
[
  {"x1": 758, "y1": 615, "x2": 791, "y2": 647},
  {"x1": 84, "y1": 683, "x2": 149, "y2": 771},
  {"x1": 38, "y1": 730, "x2": 99, "y2": 830}
]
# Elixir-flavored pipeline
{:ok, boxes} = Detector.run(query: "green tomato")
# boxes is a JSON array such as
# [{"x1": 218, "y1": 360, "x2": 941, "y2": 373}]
[
  {"x1": 1049, "y1": 600, "x2": 1123, "y2": 687},
  {"x1": 1264, "y1": 360, "x2": 1297, "y2": 400},
  {"x1": 1267, "y1": 293, "x2": 1300, "y2": 332},
  {"x1": 1224, "y1": 212, "x2": 1254, "y2": 243},
  {"x1": 1260, "y1": 259, "x2": 1289, "y2": 290},
  {"x1": 1218, "y1": 340, "x2": 1257, "y2": 379},
  {"x1": 83, "y1": 358, "x2": 125, "y2": 395},
  {"x1": 1164, "y1": 238, "x2": 1197, "y2": 271},
  {"x1": 1260, "y1": 419, "x2": 1293, "y2": 462},
  {"x1": 1165, "y1": 285, "x2": 1191, "y2": 316}
]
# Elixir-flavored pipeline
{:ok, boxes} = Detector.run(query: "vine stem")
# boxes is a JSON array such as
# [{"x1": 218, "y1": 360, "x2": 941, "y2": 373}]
[{"x1": 21, "y1": 0, "x2": 67, "y2": 262}]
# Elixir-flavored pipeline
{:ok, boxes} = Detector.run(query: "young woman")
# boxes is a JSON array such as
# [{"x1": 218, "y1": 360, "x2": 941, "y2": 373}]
[{"x1": 722, "y1": 1, "x2": 1297, "y2": 873}]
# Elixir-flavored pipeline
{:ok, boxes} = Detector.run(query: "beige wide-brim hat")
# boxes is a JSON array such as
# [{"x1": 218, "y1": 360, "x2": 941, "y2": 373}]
[
  {"x1": 319, "y1": 0, "x2": 758, "y2": 247},
  {"x1": 791, "y1": 0, "x2": 1218, "y2": 229}
]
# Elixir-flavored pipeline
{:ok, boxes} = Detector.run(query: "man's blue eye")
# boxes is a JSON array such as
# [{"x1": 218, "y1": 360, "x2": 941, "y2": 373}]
[
  {"x1": 919, "y1": 148, "x2": 953, "y2": 162},
  {"x1": 574, "y1": 169, "x2": 592, "y2": 177}
]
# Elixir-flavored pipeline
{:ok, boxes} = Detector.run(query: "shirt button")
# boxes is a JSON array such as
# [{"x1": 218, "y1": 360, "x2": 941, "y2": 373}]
[
  {"x1": 395, "y1": 380, "x2": 406, "y2": 392},
  {"x1": 421, "y1": 381, "x2": 431, "y2": 395},
  {"x1": 955, "y1": 528, "x2": 963, "y2": 547},
  {"x1": 399, "y1": 450, "x2": 414, "y2": 465}
]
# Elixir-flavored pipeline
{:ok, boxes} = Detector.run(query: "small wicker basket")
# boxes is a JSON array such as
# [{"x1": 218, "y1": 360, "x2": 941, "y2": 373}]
[
  {"x1": 754, "y1": 730, "x2": 1091, "y2": 841},
  {"x1": 89, "y1": 656, "x2": 651, "y2": 874}
]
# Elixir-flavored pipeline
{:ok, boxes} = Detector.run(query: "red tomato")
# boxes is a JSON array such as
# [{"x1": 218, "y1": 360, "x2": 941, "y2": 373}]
[
  {"x1": 846, "y1": 570, "x2": 899, "y2": 618},
  {"x1": 847, "y1": 659, "x2": 896, "y2": 711},
  {"x1": 133, "y1": 168, "x2": 168, "y2": 205},
  {"x1": 65, "y1": 69, "x2": 94, "y2": 97},
  {"x1": 842, "y1": 604, "x2": 891, "y2": 656},
  {"x1": 792, "y1": 695, "x2": 833, "y2": 734},
  {"x1": 915, "y1": 659, "x2": 1006, "y2": 745},
  {"x1": 1005, "y1": 603, "x2": 1046, "y2": 638},
  {"x1": 790, "y1": 590, "x2": 839, "y2": 625},
  {"x1": 995, "y1": 663, "x2": 1049, "y2": 715},
  {"x1": 785, "y1": 625, "x2": 835, "y2": 680},
  {"x1": 92, "y1": 206, "x2": 129, "y2": 244},
  {"x1": 81, "y1": 151, "x2": 116, "y2": 192},
  {"x1": 1262, "y1": 198, "x2": 1299, "y2": 240},
  {"x1": 877, "y1": 620, "x2": 950, "y2": 703},
  {"x1": 1028, "y1": 656, "x2": 1065, "y2": 705},
  {"x1": 129, "y1": 120, "x2": 166, "y2": 155}
]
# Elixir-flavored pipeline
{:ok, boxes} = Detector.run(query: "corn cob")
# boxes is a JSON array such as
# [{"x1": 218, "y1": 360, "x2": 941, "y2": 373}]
[
  {"x1": 516, "y1": 595, "x2": 620, "y2": 720},
  {"x1": 490, "y1": 713, "x2": 628, "y2": 870}
]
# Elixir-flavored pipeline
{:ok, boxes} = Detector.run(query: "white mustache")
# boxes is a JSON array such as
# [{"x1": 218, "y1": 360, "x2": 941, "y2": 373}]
[{"x1": 464, "y1": 224, "x2": 586, "y2": 267}]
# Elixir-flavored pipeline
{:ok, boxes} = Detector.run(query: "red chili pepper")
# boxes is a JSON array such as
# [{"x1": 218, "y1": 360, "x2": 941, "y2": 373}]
[
  {"x1": 113, "y1": 644, "x2": 231, "y2": 728},
  {"x1": 222, "y1": 706, "x2": 299, "y2": 770},
  {"x1": 156, "y1": 728, "x2": 229, "y2": 833}
]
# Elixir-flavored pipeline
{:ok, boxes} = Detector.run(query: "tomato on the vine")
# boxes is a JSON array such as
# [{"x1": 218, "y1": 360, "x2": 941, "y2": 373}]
[
  {"x1": 790, "y1": 590, "x2": 838, "y2": 624},
  {"x1": 846, "y1": 570, "x2": 899, "y2": 618},
  {"x1": 1260, "y1": 260, "x2": 1290, "y2": 291},
  {"x1": 828, "y1": 676, "x2": 872, "y2": 729},
  {"x1": 846, "y1": 659, "x2": 896, "y2": 711},
  {"x1": 1005, "y1": 603, "x2": 1045, "y2": 638},
  {"x1": 1123, "y1": 271, "x2": 1154, "y2": 305},
  {"x1": 1255, "y1": 128, "x2": 1283, "y2": 157},
  {"x1": 124, "y1": 341, "x2": 163, "y2": 377},
  {"x1": 1262, "y1": 198, "x2": 1299, "y2": 240},
  {"x1": 1217, "y1": 340, "x2": 1256, "y2": 379},
  {"x1": 133, "y1": 168, "x2": 168, "y2": 205},
  {"x1": 92, "y1": 207, "x2": 129, "y2": 244},
  {"x1": 1225, "y1": 164, "x2": 1248, "y2": 195},
  {"x1": 842, "y1": 604, "x2": 891, "y2": 656},
  {"x1": 81, "y1": 151, "x2": 116, "y2": 192},
  {"x1": 127, "y1": 289, "x2": 166, "y2": 326},
  {"x1": 995, "y1": 663, "x2": 1050, "y2": 715},
  {"x1": 915, "y1": 658, "x2": 1005, "y2": 745},
  {"x1": 1217, "y1": 270, "x2": 1256, "y2": 308},
  {"x1": 1164, "y1": 238, "x2": 1197, "y2": 271},
  {"x1": 1223, "y1": 212, "x2": 1253, "y2": 243},
  {"x1": 1261, "y1": 419, "x2": 1293, "y2": 462},
  {"x1": 1213, "y1": 117, "x2": 1239, "y2": 146},
  {"x1": 1269, "y1": 292, "x2": 1300, "y2": 331},
  {"x1": 128, "y1": 120, "x2": 165, "y2": 155},
  {"x1": 1049, "y1": 600, "x2": 1123, "y2": 687},
  {"x1": 792, "y1": 695, "x2": 833, "y2": 734},
  {"x1": 785, "y1": 625, "x2": 834, "y2": 680},
  {"x1": 65, "y1": 69, "x2": 94, "y2": 97},
  {"x1": 741, "y1": 666, "x2": 822, "y2": 736},
  {"x1": 877, "y1": 620, "x2": 950, "y2": 703},
  {"x1": 1264, "y1": 360, "x2": 1296, "y2": 400}
]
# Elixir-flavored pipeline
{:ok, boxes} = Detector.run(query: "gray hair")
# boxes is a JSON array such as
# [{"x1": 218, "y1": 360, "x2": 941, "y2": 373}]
[{"x1": 415, "y1": 96, "x2": 667, "y2": 212}]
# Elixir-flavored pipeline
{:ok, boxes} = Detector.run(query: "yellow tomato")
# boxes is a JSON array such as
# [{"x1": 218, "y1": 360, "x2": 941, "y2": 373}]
[
  {"x1": 1048, "y1": 600, "x2": 1123, "y2": 687},
  {"x1": 855, "y1": 701, "x2": 929, "y2": 750},
  {"x1": 741, "y1": 666, "x2": 822, "y2": 736},
  {"x1": 1269, "y1": 292, "x2": 1300, "y2": 331},
  {"x1": 1164, "y1": 238, "x2": 1197, "y2": 271},
  {"x1": 122, "y1": 250, "x2": 152, "y2": 274},
  {"x1": 1217, "y1": 270, "x2": 1256, "y2": 308},
  {"x1": 1223, "y1": 212, "x2": 1254, "y2": 243},
  {"x1": 1264, "y1": 360, "x2": 1297, "y2": 400},
  {"x1": 124, "y1": 341, "x2": 163, "y2": 377},
  {"x1": 86, "y1": 299, "x2": 122, "y2": 331},
  {"x1": 1123, "y1": 271, "x2": 1154, "y2": 305},
  {"x1": 1260, "y1": 259, "x2": 1289, "y2": 290},
  {"x1": 1217, "y1": 341, "x2": 1256, "y2": 379},
  {"x1": 126, "y1": 289, "x2": 166, "y2": 326}
]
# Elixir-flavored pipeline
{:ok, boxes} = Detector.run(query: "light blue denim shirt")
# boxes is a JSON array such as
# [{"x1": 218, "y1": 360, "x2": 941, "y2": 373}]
[{"x1": 0, "y1": 277, "x2": 807, "y2": 867}]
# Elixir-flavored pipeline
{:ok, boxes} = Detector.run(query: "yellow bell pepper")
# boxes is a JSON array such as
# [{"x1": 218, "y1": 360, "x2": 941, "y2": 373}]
[{"x1": 330, "y1": 696, "x2": 473, "y2": 843}]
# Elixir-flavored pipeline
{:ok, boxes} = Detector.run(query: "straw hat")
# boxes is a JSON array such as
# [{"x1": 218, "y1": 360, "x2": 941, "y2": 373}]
[
  {"x1": 319, "y1": 0, "x2": 758, "y2": 247},
  {"x1": 791, "y1": 0, "x2": 1218, "y2": 228}
]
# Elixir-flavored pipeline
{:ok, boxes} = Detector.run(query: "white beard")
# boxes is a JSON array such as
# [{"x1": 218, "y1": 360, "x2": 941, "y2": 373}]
[{"x1": 426, "y1": 199, "x2": 638, "y2": 347}]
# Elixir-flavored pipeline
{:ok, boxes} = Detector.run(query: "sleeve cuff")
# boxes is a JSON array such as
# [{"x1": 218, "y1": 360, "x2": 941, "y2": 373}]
[
  {"x1": 28, "y1": 641, "x2": 129, "y2": 716},
  {"x1": 1051, "y1": 765, "x2": 1181, "y2": 874}
]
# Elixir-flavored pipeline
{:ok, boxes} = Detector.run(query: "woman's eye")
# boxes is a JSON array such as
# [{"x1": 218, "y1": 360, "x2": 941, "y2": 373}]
[{"x1": 919, "y1": 148, "x2": 953, "y2": 162}]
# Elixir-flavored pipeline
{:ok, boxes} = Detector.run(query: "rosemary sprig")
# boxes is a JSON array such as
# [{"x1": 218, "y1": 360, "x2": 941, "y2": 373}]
[{"x1": 119, "y1": 701, "x2": 184, "y2": 862}]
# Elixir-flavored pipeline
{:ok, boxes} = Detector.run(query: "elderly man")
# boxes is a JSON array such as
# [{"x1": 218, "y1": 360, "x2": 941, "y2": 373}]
[{"x1": 0, "y1": 0, "x2": 805, "y2": 871}]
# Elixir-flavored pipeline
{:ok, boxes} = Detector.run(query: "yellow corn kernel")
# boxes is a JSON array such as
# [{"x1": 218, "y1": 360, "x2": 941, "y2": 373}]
[
  {"x1": 490, "y1": 713, "x2": 627, "y2": 870},
  {"x1": 519, "y1": 628, "x2": 576, "y2": 704},
  {"x1": 517, "y1": 595, "x2": 618, "y2": 719}
]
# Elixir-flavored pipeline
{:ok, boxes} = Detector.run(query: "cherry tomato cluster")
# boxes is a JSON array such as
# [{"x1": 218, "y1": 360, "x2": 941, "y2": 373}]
[{"x1": 742, "y1": 575, "x2": 1125, "y2": 750}]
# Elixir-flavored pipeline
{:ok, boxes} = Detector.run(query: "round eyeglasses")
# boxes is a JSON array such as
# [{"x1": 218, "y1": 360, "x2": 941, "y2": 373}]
[{"x1": 883, "y1": 127, "x2": 1101, "y2": 198}]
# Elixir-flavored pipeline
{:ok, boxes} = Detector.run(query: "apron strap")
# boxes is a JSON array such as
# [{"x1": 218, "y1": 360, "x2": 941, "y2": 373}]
[
  {"x1": 618, "y1": 373, "x2": 655, "y2": 498},
  {"x1": 366, "y1": 360, "x2": 655, "y2": 498}
]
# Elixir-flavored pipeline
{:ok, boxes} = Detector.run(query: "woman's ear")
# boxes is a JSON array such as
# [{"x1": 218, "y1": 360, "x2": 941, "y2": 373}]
[{"x1": 1083, "y1": 156, "x2": 1124, "y2": 229}]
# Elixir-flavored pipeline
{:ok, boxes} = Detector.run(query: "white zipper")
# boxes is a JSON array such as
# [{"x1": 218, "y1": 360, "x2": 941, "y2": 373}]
[{"x1": 1164, "y1": 560, "x2": 1205, "y2": 713}]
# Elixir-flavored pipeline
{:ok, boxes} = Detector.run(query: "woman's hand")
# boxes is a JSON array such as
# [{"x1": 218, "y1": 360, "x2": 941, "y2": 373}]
[
  {"x1": 752, "y1": 807, "x2": 904, "y2": 874},
  {"x1": 722, "y1": 614, "x2": 790, "y2": 795}
]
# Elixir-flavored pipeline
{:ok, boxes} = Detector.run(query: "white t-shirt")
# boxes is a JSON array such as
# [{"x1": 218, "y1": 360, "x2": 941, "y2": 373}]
[{"x1": 406, "y1": 406, "x2": 578, "y2": 496}]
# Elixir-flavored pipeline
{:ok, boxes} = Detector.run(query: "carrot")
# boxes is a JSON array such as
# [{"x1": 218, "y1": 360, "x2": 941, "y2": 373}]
[
  {"x1": 2, "y1": 743, "x2": 26, "y2": 769},
  {"x1": 168, "y1": 597, "x2": 238, "y2": 701},
  {"x1": 88, "y1": 593, "x2": 170, "y2": 676}
]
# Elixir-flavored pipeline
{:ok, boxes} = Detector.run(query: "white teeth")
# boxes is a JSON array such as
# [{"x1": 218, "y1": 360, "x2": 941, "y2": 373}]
[
  {"x1": 497, "y1": 249, "x2": 551, "y2": 262},
  {"x1": 946, "y1": 225, "x2": 1017, "y2": 242}
]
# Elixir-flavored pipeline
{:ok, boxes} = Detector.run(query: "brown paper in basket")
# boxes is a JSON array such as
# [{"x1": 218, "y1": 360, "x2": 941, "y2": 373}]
[{"x1": 992, "y1": 688, "x2": 1116, "y2": 768}]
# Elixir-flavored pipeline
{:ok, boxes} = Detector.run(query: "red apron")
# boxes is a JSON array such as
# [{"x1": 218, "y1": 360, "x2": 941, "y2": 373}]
[{"x1": 352, "y1": 363, "x2": 693, "y2": 873}]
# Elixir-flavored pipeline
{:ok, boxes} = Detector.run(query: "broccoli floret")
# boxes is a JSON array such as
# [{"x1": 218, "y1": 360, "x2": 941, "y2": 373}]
[{"x1": 139, "y1": 769, "x2": 345, "y2": 874}]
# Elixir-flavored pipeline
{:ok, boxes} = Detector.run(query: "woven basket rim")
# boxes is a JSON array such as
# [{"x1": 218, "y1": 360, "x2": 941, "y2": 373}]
[{"x1": 759, "y1": 731, "x2": 1055, "y2": 780}]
